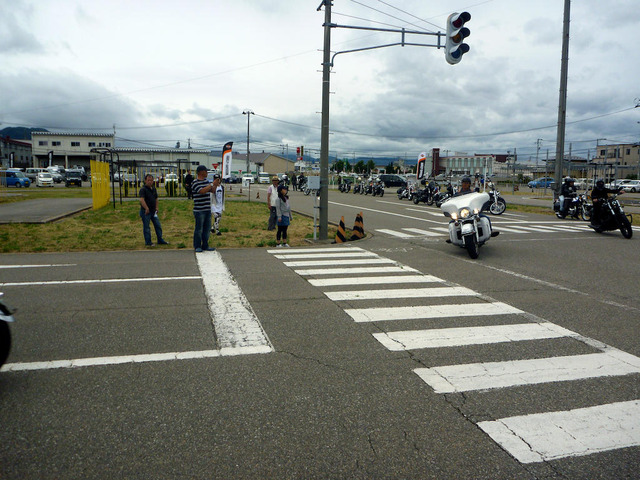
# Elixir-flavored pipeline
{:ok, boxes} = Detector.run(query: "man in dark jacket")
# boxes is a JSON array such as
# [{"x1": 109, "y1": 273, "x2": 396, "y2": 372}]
[
  {"x1": 139, "y1": 174, "x2": 169, "y2": 246},
  {"x1": 559, "y1": 177, "x2": 577, "y2": 218},
  {"x1": 590, "y1": 179, "x2": 623, "y2": 227}
]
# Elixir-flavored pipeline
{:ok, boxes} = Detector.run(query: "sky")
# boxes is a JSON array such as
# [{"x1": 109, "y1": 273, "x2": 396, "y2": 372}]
[{"x1": 1, "y1": 0, "x2": 640, "y2": 163}]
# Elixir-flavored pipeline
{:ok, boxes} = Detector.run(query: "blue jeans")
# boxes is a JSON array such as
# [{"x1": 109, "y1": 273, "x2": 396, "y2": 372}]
[
  {"x1": 140, "y1": 209, "x2": 163, "y2": 245},
  {"x1": 193, "y1": 210, "x2": 212, "y2": 250}
]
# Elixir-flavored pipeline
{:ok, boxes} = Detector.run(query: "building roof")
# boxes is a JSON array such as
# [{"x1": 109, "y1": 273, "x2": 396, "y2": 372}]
[
  {"x1": 113, "y1": 147, "x2": 210, "y2": 154},
  {"x1": 1, "y1": 137, "x2": 32, "y2": 147},
  {"x1": 31, "y1": 132, "x2": 114, "y2": 137}
]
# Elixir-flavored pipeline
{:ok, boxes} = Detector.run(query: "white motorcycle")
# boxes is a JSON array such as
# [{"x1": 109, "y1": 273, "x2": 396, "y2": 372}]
[{"x1": 441, "y1": 192, "x2": 499, "y2": 259}]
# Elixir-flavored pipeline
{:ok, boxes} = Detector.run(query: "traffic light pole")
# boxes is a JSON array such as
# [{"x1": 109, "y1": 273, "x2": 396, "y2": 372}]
[{"x1": 316, "y1": 1, "x2": 451, "y2": 240}]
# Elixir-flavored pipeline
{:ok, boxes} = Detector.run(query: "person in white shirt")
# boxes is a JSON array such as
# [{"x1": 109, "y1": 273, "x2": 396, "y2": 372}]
[
  {"x1": 210, "y1": 174, "x2": 224, "y2": 235},
  {"x1": 266, "y1": 176, "x2": 279, "y2": 231}
]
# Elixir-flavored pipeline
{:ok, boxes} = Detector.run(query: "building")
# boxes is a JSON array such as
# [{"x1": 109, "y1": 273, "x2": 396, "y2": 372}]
[
  {"x1": 113, "y1": 147, "x2": 212, "y2": 175},
  {"x1": 31, "y1": 132, "x2": 115, "y2": 169},
  {"x1": 592, "y1": 143, "x2": 640, "y2": 178},
  {"x1": 0, "y1": 137, "x2": 33, "y2": 169},
  {"x1": 229, "y1": 152, "x2": 295, "y2": 176}
]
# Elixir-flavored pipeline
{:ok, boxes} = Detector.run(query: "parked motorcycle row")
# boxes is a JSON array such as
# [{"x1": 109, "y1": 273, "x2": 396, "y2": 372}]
[{"x1": 339, "y1": 179, "x2": 385, "y2": 197}]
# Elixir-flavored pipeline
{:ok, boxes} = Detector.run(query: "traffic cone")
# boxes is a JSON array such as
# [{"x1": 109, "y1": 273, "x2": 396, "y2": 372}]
[
  {"x1": 334, "y1": 216, "x2": 347, "y2": 243},
  {"x1": 256, "y1": 191, "x2": 260, "y2": 199},
  {"x1": 350, "y1": 212, "x2": 364, "y2": 240}
]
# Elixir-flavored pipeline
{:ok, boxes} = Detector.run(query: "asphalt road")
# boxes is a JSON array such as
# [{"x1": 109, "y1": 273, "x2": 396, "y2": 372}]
[{"x1": 0, "y1": 188, "x2": 638, "y2": 479}]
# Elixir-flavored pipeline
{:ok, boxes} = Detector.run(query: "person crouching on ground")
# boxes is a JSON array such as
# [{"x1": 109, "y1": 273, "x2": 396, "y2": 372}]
[
  {"x1": 210, "y1": 173, "x2": 224, "y2": 236},
  {"x1": 139, "y1": 174, "x2": 169, "y2": 247},
  {"x1": 275, "y1": 184, "x2": 292, "y2": 248}
]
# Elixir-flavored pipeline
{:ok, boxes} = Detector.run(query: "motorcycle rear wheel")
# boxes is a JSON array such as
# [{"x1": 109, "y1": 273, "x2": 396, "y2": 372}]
[
  {"x1": 426, "y1": 194, "x2": 434, "y2": 206},
  {"x1": 464, "y1": 235, "x2": 479, "y2": 259},
  {"x1": 620, "y1": 216, "x2": 633, "y2": 239},
  {"x1": 412, "y1": 195, "x2": 420, "y2": 204},
  {"x1": 379, "y1": 190, "x2": 384, "y2": 197}
]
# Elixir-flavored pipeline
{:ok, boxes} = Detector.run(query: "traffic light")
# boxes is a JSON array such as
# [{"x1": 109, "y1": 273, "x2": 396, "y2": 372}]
[{"x1": 445, "y1": 11, "x2": 471, "y2": 65}]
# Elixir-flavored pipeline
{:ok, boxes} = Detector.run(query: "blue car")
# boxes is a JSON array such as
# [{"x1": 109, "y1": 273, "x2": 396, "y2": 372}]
[
  {"x1": 1, "y1": 169, "x2": 31, "y2": 187},
  {"x1": 528, "y1": 176, "x2": 555, "y2": 188}
]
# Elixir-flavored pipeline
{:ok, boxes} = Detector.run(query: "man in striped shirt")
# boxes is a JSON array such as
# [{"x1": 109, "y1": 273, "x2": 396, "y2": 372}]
[{"x1": 191, "y1": 165, "x2": 216, "y2": 252}]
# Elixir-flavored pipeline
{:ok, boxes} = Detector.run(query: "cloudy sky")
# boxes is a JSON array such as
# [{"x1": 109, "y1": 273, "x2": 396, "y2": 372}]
[{"x1": 1, "y1": 0, "x2": 639, "y2": 163}]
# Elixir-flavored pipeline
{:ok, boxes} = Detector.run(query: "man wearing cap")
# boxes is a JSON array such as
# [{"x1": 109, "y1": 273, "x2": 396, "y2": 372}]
[
  {"x1": 191, "y1": 165, "x2": 216, "y2": 252},
  {"x1": 266, "y1": 175, "x2": 279, "y2": 231},
  {"x1": 210, "y1": 173, "x2": 224, "y2": 236}
]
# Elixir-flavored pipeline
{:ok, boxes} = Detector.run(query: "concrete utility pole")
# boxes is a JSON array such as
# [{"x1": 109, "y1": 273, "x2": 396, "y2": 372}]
[
  {"x1": 243, "y1": 110, "x2": 254, "y2": 175},
  {"x1": 554, "y1": 0, "x2": 571, "y2": 195},
  {"x1": 317, "y1": 0, "x2": 332, "y2": 240}
]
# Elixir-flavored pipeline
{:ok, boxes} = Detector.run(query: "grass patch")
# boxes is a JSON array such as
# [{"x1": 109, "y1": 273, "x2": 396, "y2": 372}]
[{"x1": 0, "y1": 199, "x2": 345, "y2": 253}]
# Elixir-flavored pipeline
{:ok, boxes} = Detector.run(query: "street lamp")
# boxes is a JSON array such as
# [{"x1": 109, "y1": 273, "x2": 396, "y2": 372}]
[{"x1": 243, "y1": 110, "x2": 254, "y2": 176}]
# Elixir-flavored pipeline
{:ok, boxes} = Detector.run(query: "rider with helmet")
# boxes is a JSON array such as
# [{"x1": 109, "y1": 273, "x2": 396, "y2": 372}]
[
  {"x1": 559, "y1": 177, "x2": 577, "y2": 218},
  {"x1": 590, "y1": 179, "x2": 624, "y2": 227}
]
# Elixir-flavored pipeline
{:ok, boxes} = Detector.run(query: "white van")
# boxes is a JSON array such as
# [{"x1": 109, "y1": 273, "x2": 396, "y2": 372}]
[{"x1": 258, "y1": 172, "x2": 271, "y2": 184}]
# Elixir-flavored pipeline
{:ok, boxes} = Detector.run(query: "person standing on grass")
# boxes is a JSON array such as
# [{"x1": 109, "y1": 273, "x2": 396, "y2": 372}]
[
  {"x1": 267, "y1": 176, "x2": 279, "y2": 231},
  {"x1": 210, "y1": 174, "x2": 224, "y2": 236},
  {"x1": 275, "y1": 184, "x2": 292, "y2": 248},
  {"x1": 139, "y1": 174, "x2": 169, "y2": 247},
  {"x1": 191, "y1": 165, "x2": 216, "y2": 252},
  {"x1": 184, "y1": 170, "x2": 194, "y2": 199}
]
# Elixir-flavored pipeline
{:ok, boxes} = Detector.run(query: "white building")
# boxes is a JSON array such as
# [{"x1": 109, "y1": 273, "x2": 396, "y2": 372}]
[{"x1": 31, "y1": 132, "x2": 115, "y2": 169}]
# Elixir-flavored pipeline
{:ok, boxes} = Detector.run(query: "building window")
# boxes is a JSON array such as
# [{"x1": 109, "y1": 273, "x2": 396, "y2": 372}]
[
  {"x1": 39, "y1": 141, "x2": 48, "y2": 146},
  {"x1": 626, "y1": 148, "x2": 631, "y2": 155},
  {"x1": 88, "y1": 142, "x2": 96, "y2": 147},
  {"x1": 52, "y1": 141, "x2": 61, "y2": 146},
  {"x1": 71, "y1": 142, "x2": 80, "y2": 147},
  {"x1": 105, "y1": 143, "x2": 111, "y2": 147}
]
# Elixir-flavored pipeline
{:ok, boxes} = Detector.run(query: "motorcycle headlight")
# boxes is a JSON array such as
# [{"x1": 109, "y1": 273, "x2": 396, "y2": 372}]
[
  {"x1": 460, "y1": 208, "x2": 470, "y2": 218},
  {"x1": 473, "y1": 208, "x2": 480, "y2": 214},
  {"x1": 450, "y1": 212, "x2": 458, "y2": 220}
]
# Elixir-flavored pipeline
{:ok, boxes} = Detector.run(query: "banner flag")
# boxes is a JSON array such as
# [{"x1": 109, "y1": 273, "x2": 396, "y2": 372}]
[
  {"x1": 222, "y1": 142, "x2": 233, "y2": 179},
  {"x1": 416, "y1": 152, "x2": 426, "y2": 180}
]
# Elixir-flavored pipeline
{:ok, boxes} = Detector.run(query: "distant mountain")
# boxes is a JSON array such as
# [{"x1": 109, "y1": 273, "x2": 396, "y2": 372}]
[{"x1": 0, "y1": 127, "x2": 48, "y2": 140}]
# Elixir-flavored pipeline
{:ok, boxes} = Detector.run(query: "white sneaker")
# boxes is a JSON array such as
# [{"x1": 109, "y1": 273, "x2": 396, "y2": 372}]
[
  {"x1": 283, "y1": 243, "x2": 290, "y2": 248},
  {"x1": 276, "y1": 244, "x2": 283, "y2": 248}
]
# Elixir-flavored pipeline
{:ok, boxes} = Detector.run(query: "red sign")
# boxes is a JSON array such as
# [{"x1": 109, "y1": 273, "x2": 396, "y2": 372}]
[{"x1": 213, "y1": 163, "x2": 219, "y2": 169}]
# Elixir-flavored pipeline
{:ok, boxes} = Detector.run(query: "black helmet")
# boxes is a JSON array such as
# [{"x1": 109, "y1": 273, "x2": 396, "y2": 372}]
[
  {"x1": 596, "y1": 179, "x2": 605, "y2": 188},
  {"x1": 564, "y1": 176, "x2": 574, "y2": 183},
  {"x1": 461, "y1": 176, "x2": 471, "y2": 184}
]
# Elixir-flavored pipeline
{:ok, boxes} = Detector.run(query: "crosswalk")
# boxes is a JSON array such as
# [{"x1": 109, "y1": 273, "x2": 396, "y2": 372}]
[
  {"x1": 268, "y1": 245, "x2": 640, "y2": 465},
  {"x1": 376, "y1": 222, "x2": 595, "y2": 238}
]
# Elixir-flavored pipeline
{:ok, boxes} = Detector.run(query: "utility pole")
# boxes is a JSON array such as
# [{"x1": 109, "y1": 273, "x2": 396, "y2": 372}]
[
  {"x1": 243, "y1": 110, "x2": 254, "y2": 175},
  {"x1": 535, "y1": 139, "x2": 542, "y2": 173},
  {"x1": 317, "y1": 0, "x2": 332, "y2": 240},
  {"x1": 554, "y1": 0, "x2": 571, "y2": 196}
]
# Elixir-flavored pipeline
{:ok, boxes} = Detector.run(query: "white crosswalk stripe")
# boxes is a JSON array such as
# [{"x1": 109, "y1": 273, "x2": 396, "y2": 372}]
[
  {"x1": 372, "y1": 222, "x2": 598, "y2": 238},
  {"x1": 269, "y1": 246, "x2": 640, "y2": 464}
]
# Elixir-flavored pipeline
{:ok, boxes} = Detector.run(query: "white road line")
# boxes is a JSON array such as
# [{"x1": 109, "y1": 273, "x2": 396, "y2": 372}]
[
  {"x1": 375, "y1": 229, "x2": 418, "y2": 238},
  {"x1": 295, "y1": 266, "x2": 418, "y2": 276},
  {"x1": 329, "y1": 200, "x2": 443, "y2": 225},
  {"x1": 493, "y1": 226, "x2": 529, "y2": 233},
  {"x1": 414, "y1": 351, "x2": 640, "y2": 394},
  {"x1": 0, "y1": 264, "x2": 76, "y2": 269},
  {"x1": 0, "y1": 276, "x2": 201, "y2": 287},
  {"x1": 515, "y1": 225, "x2": 565, "y2": 232},
  {"x1": 406, "y1": 208, "x2": 442, "y2": 216},
  {"x1": 267, "y1": 247, "x2": 363, "y2": 254},
  {"x1": 478, "y1": 401, "x2": 640, "y2": 464},
  {"x1": 307, "y1": 274, "x2": 444, "y2": 287},
  {"x1": 345, "y1": 302, "x2": 522, "y2": 323},
  {"x1": 402, "y1": 228, "x2": 443, "y2": 237},
  {"x1": 373, "y1": 322, "x2": 574, "y2": 351},
  {"x1": 196, "y1": 252, "x2": 273, "y2": 350},
  {"x1": 272, "y1": 251, "x2": 376, "y2": 260},
  {"x1": 283, "y1": 258, "x2": 394, "y2": 267},
  {"x1": 326, "y1": 286, "x2": 478, "y2": 301},
  {"x1": 0, "y1": 346, "x2": 273, "y2": 373},
  {"x1": 430, "y1": 227, "x2": 451, "y2": 233}
]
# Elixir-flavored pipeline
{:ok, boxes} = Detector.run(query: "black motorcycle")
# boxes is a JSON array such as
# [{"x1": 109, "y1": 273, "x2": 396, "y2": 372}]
[
  {"x1": 0, "y1": 293, "x2": 15, "y2": 369},
  {"x1": 338, "y1": 180, "x2": 351, "y2": 193},
  {"x1": 487, "y1": 186, "x2": 507, "y2": 215},
  {"x1": 554, "y1": 193, "x2": 591, "y2": 221},
  {"x1": 372, "y1": 181, "x2": 384, "y2": 197},
  {"x1": 352, "y1": 182, "x2": 362, "y2": 194},
  {"x1": 363, "y1": 182, "x2": 373, "y2": 195},
  {"x1": 588, "y1": 194, "x2": 632, "y2": 238},
  {"x1": 412, "y1": 187, "x2": 432, "y2": 205},
  {"x1": 434, "y1": 190, "x2": 452, "y2": 208},
  {"x1": 397, "y1": 186, "x2": 412, "y2": 200}
]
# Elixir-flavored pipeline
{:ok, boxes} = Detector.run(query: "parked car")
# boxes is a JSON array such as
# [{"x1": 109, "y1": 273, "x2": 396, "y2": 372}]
[
  {"x1": 65, "y1": 170, "x2": 83, "y2": 187},
  {"x1": 164, "y1": 173, "x2": 178, "y2": 184},
  {"x1": 377, "y1": 174, "x2": 408, "y2": 188},
  {"x1": 36, "y1": 172, "x2": 54, "y2": 187},
  {"x1": 25, "y1": 168, "x2": 44, "y2": 182},
  {"x1": 242, "y1": 174, "x2": 255, "y2": 184},
  {"x1": 46, "y1": 167, "x2": 65, "y2": 183},
  {"x1": 223, "y1": 174, "x2": 240, "y2": 184},
  {"x1": 621, "y1": 180, "x2": 640, "y2": 193},
  {"x1": 0, "y1": 169, "x2": 31, "y2": 188},
  {"x1": 528, "y1": 176, "x2": 556, "y2": 188}
]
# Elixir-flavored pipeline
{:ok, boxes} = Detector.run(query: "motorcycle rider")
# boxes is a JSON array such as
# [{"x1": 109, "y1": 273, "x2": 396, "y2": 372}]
[
  {"x1": 453, "y1": 177, "x2": 473, "y2": 196},
  {"x1": 559, "y1": 177, "x2": 577, "y2": 218},
  {"x1": 590, "y1": 179, "x2": 624, "y2": 227}
]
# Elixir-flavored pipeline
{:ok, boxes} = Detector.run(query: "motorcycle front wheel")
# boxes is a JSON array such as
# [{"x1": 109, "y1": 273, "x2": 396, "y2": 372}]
[
  {"x1": 464, "y1": 235, "x2": 479, "y2": 259},
  {"x1": 489, "y1": 198, "x2": 507, "y2": 215},
  {"x1": 581, "y1": 205, "x2": 592, "y2": 222},
  {"x1": 426, "y1": 193, "x2": 434, "y2": 206},
  {"x1": 619, "y1": 215, "x2": 633, "y2": 239},
  {"x1": 379, "y1": 189, "x2": 384, "y2": 197},
  {"x1": 304, "y1": 188, "x2": 311, "y2": 196},
  {"x1": 412, "y1": 195, "x2": 420, "y2": 204}
]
